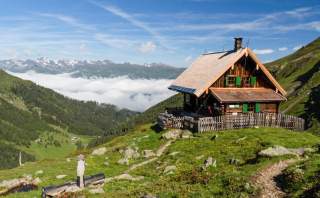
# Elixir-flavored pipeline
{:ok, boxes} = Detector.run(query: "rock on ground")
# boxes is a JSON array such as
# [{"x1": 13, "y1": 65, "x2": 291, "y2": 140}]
[
  {"x1": 117, "y1": 158, "x2": 129, "y2": 165},
  {"x1": 92, "y1": 147, "x2": 107, "y2": 156},
  {"x1": 203, "y1": 157, "x2": 216, "y2": 168},
  {"x1": 35, "y1": 170, "x2": 43, "y2": 175},
  {"x1": 104, "y1": 161, "x2": 109, "y2": 166},
  {"x1": 0, "y1": 178, "x2": 26, "y2": 189},
  {"x1": 114, "y1": 174, "x2": 144, "y2": 181},
  {"x1": 64, "y1": 185, "x2": 82, "y2": 193},
  {"x1": 89, "y1": 187, "x2": 104, "y2": 194},
  {"x1": 163, "y1": 165, "x2": 176, "y2": 174},
  {"x1": 181, "y1": 130, "x2": 193, "y2": 138},
  {"x1": 258, "y1": 146, "x2": 315, "y2": 157},
  {"x1": 169, "y1": 151, "x2": 180, "y2": 156},
  {"x1": 161, "y1": 129, "x2": 183, "y2": 140},
  {"x1": 33, "y1": 177, "x2": 42, "y2": 185},
  {"x1": 123, "y1": 147, "x2": 140, "y2": 159},
  {"x1": 56, "y1": 175, "x2": 67, "y2": 179},
  {"x1": 0, "y1": 175, "x2": 41, "y2": 190},
  {"x1": 141, "y1": 194, "x2": 157, "y2": 198}
]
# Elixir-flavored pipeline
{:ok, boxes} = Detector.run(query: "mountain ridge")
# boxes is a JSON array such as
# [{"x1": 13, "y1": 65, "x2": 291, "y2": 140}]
[{"x1": 0, "y1": 58, "x2": 185, "y2": 79}]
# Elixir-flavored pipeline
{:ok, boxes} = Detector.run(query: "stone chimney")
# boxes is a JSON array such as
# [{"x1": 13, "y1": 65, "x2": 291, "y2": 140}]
[{"x1": 234, "y1": 37, "x2": 243, "y2": 51}]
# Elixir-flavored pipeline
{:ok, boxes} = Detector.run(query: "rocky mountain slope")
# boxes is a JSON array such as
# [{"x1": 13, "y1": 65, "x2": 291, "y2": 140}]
[
  {"x1": 0, "y1": 70, "x2": 136, "y2": 169},
  {"x1": 0, "y1": 58, "x2": 185, "y2": 79},
  {"x1": 266, "y1": 37, "x2": 320, "y2": 131}
]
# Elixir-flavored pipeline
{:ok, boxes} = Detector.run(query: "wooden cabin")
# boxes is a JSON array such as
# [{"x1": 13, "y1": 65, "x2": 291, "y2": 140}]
[{"x1": 169, "y1": 38, "x2": 287, "y2": 116}]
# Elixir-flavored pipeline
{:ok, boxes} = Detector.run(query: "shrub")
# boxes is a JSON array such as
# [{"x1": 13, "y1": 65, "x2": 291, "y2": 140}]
[
  {"x1": 277, "y1": 166, "x2": 305, "y2": 192},
  {"x1": 175, "y1": 168, "x2": 212, "y2": 185}
]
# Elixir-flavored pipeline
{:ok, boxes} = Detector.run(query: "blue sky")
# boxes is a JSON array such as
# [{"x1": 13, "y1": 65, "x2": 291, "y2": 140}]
[{"x1": 0, "y1": 0, "x2": 319, "y2": 67}]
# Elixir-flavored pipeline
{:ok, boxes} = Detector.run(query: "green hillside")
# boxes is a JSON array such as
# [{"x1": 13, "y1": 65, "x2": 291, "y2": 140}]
[
  {"x1": 1, "y1": 125, "x2": 319, "y2": 197},
  {"x1": 133, "y1": 94, "x2": 183, "y2": 125},
  {"x1": 0, "y1": 70, "x2": 136, "y2": 169},
  {"x1": 266, "y1": 37, "x2": 320, "y2": 131}
]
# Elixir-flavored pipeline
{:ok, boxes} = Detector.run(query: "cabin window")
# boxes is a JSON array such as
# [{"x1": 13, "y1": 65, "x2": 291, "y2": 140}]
[
  {"x1": 243, "y1": 77, "x2": 250, "y2": 87},
  {"x1": 225, "y1": 76, "x2": 236, "y2": 87},
  {"x1": 229, "y1": 104, "x2": 240, "y2": 108},
  {"x1": 248, "y1": 103, "x2": 255, "y2": 112},
  {"x1": 250, "y1": 76, "x2": 257, "y2": 87}
]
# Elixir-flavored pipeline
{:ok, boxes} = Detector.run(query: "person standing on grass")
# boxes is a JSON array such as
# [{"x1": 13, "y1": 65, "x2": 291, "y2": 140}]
[{"x1": 77, "y1": 154, "x2": 85, "y2": 188}]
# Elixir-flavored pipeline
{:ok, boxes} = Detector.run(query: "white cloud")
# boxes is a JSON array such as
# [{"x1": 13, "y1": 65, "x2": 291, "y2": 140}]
[
  {"x1": 293, "y1": 45, "x2": 302, "y2": 51},
  {"x1": 275, "y1": 21, "x2": 320, "y2": 32},
  {"x1": 310, "y1": 21, "x2": 320, "y2": 31},
  {"x1": 94, "y1": 33, "x2": 137, "y2": 49},
  {"x1": 139, "y1": 41, "x2": 156, "y2": 53},
  {"x1": 278, "y1": 47, "x2": 288, "y2": 51},
  {"x1": 37, "y1": 13, "x2": 96, "y2": 31},
  {"x1": 284, "y1": 7, "x2": 313, "y2": 18},
  {"x1": 8, "y1": 71, "x2": 174, "y2": 112},
  {"x1": 172, "y1": 7, "x2": 320, "y2": 34},
  {"x1": 253, "y1": 49, "x2": 274, "y2": 55},
  {"x1": 91, "y1": 2, "x2": 166, "y2": 45}
]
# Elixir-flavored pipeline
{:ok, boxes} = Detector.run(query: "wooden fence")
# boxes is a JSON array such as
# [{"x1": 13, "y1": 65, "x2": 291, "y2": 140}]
[{"x1": 158, "y1": 112, "x2": 305, "y2": 132}]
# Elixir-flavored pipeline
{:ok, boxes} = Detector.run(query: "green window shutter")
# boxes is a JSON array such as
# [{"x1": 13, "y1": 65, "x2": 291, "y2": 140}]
[
  {"x1": 255, "y1": 103, "x2": 260, "y2": 113},
  {"x1": 236, "y1": 76, "x2": 241, "y2": 87},
  {"x1": 250, "y1": 76, "x2": 256, "y2": 87},
  {"x1": 242, "y1": 103, "x2": 248, "y2": 113},
  {"x1": 225, "y1": 76, "x2": 229, "y2": 87}
]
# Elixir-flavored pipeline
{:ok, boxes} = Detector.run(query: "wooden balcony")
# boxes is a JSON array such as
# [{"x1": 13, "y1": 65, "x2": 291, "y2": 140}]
[{"x1": 158, "y1": 111, "x2": 305, "y2": 132}]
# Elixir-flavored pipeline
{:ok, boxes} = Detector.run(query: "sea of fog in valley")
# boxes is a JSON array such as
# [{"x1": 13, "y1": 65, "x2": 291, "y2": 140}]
[{"x1": 8, "y1": 71, "x2": 175, "y2": 112}]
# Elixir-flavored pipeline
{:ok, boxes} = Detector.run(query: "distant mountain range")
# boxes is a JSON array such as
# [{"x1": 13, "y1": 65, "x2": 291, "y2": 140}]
[{"x1": 0, "y1": 58, "x2": 185, "y2": 79}]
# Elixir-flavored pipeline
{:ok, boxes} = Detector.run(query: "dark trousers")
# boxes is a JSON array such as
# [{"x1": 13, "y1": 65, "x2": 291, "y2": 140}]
[{"x1": 76, "y1": 176, "x2": 85, "y2": 187}]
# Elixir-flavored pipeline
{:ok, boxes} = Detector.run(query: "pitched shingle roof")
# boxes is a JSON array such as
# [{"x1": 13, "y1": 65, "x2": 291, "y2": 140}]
[{"x1": 169, "y1": 48, "x2": 286, "y2": 97}]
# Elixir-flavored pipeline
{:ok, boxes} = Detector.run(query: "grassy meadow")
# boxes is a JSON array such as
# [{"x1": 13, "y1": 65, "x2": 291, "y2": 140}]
[{"x1": 1, "y1": 125, "x2": 319, "y2": 197}]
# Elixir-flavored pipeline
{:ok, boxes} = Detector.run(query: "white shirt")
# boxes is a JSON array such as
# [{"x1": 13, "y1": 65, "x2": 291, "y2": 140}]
[{"x1": 77, "y1": 160, "x2": 85, "y2": 176}]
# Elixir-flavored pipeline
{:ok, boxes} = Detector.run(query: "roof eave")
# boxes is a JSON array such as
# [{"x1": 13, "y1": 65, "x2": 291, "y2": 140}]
[{"x1": 168, "y1": 85, "x2": 196, "y2": 95}]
